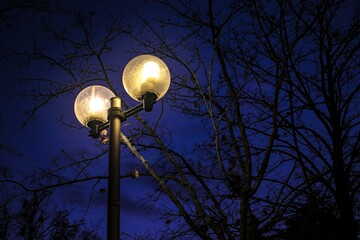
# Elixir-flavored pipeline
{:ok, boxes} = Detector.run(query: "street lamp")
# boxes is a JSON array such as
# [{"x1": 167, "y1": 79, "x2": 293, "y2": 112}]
[{"x1": 74, "y1": 54, "x2": 170, "y2": 240}]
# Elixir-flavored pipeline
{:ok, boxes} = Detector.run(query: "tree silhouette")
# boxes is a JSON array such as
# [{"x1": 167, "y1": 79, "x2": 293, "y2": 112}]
[
  {"x1": 1, "y1": 0, "x2": 359, "y2": 239},
  {"x1": 0, "y1": 189, "x2": 102, "y2": 240},
  {"x1": 281, "y1": 193, "x2": 341, "y2": 240}
]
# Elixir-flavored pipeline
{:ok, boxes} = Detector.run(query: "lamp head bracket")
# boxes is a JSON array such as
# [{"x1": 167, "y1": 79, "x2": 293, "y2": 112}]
[{"x1": 87, "y1": 93, "x2": 158, "y2": 139}]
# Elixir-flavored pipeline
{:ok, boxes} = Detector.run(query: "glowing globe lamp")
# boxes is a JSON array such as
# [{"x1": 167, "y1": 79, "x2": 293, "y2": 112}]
[
  {"x1": 122, "y1": 54, "x2": 170, "y2": 102},
  {"x1": 74, "y1": 85, "x2": 115, "y2": 128}
]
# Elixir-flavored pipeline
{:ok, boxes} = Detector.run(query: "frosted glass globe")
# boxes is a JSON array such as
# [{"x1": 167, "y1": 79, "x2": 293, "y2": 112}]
[
  {"x1": 74, "y1": 85, "x2": 115, "y2": 127},
  {"x1": 122, "y1": 54, "x2": 170, "y2": 102}
]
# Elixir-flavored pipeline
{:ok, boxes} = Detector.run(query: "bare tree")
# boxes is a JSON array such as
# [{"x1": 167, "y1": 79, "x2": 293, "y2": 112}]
[
  {"x1": 123, "y1": 1, "x2": 298, "y2": 239},
  {"x1": 3, "y1": 0, "x2": 359, "y2": 239},
  {"x1": 246, "y1": 1, "x2": 360, "y2": 239},
  {"x1": 124, "y1": 0, "x2": 360, "y2": 239}
]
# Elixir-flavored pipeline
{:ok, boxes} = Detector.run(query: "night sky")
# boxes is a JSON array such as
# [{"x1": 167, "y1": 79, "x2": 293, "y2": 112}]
[
  {"x1": 0, "y1": 0, "x2": 203, "y2": 237},
  {"x1": 1, "y1": 0, "x2": 359, "y2": 239}
]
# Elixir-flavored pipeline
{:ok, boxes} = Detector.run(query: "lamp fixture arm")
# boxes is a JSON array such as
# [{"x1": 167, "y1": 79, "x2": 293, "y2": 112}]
[
  {"x1": 124, "y1": 103, "x2": 144, "y2": 119},
  {"x1": 88, "y1": 93, "x2": 157, "y2": 138},
  {"x1": 123, "y1": 92, "x2": 157, "y2": 117}
]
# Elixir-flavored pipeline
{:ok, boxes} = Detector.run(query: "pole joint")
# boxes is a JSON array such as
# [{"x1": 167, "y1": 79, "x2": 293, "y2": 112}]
[{"x1": 108, "y1": 107, "x2": 126, "y2": 121}]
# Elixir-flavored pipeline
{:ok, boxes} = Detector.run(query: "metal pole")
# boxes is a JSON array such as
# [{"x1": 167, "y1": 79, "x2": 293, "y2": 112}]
[{"x1": 107, "y1": 97, "x2": 121, "y2": 240}]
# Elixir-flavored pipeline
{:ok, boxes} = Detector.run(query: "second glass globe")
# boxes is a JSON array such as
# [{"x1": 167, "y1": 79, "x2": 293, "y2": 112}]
[
  {"x1": 122, "y1": 54, "x2": 170, "y2": 102},
  {"x1": 74, "y1": 85, "x2": 115, "y2": 127}
]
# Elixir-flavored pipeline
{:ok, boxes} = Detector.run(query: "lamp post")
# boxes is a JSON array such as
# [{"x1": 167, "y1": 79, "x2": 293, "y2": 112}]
[{"x1": 74, "y1": 54, "x2": 170, "y2": 240}]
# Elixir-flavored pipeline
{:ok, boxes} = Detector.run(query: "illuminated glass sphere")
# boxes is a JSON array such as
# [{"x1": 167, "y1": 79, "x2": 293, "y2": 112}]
[
  {"x1": 122, "y1": 54, "x2": 170, "y2": 102},
  {"x1": 74, "y1": 85, "x2": 115, "y2": 127}
]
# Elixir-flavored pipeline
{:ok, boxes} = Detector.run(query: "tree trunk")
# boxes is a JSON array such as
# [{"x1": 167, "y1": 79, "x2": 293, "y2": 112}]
[{"x1": 333, "y1": 151, "x2": 357, "y2": 240}]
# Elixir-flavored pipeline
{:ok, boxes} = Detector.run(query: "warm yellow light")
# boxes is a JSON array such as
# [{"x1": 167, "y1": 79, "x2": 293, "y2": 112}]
[
  {"x1": 142, "y1": 61, "x2": 159, "y2": 82},
  {"x1": 89, "y1": 97, "x2": 105, "y2": 113}
]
